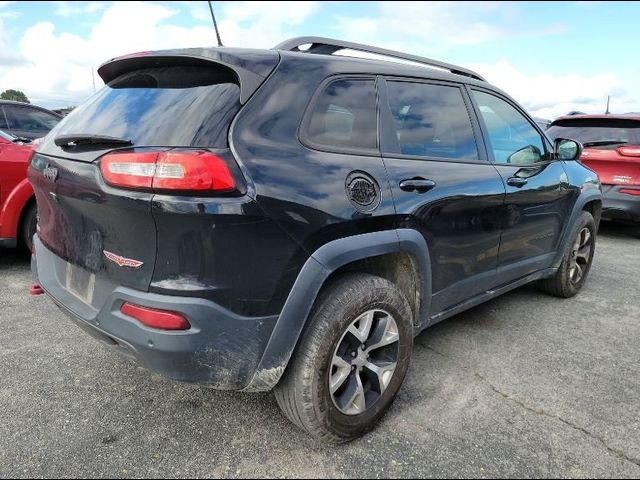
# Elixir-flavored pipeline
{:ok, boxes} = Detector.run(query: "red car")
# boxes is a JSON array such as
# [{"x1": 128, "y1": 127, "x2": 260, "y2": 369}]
[
  {"x1": 0, "y1": 129, "x2": 37, "y2": 250},
  {"x1": 547, "y1": 114, "x2": 640, "y2": 224}
]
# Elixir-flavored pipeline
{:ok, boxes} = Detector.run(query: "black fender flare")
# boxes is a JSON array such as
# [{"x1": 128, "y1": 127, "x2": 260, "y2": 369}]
[
  {"x1": 552, "y1": 189, "x2": 602, "y2": 268},
  {"x1": 243, "y1": 228, "x2": 431, "y2": 392}
]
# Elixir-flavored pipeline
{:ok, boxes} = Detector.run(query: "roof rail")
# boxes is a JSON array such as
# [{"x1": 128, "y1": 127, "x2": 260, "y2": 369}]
[{"x1": 274, "y1": 36, "x2": 486, "y2": 82}]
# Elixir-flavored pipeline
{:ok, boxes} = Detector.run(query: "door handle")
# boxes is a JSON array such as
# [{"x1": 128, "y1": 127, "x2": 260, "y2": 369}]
[
  {"x1": 399, "y1": 178, "x2": 436, "y2": 193},
  {"x1": 507, "y1": 177, "x2": 528, "y2": 187}
]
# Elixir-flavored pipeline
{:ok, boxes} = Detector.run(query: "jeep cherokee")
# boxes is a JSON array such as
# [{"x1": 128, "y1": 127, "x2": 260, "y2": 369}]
[{"x1": 29, "y1": 37, "x2": 602, "y2": 442}]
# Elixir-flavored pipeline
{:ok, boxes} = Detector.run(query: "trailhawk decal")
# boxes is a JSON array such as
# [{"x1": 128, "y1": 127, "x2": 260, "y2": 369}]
[{"x1": 103, "y1": 250, "x2": 144, "y2": 269}]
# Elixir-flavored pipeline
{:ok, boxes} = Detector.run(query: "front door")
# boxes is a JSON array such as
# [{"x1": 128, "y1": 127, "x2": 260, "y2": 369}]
[
  {"x1": 470, "y1": 89, "x2": 575, "y2": 280},
  {"x1": 378, "y1": 79, "x2": 506, "y2": 316}
]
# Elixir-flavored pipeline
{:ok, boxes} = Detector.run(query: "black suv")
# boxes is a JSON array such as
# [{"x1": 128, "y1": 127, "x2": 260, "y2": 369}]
[{"x1": 29, "y1": 37, "x2": 602, "y2": 442}]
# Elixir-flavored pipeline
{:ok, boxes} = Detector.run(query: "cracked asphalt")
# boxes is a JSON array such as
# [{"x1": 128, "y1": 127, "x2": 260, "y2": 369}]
[{"x1": 1, "y1": 223, "x2": 639, "y2": 478}]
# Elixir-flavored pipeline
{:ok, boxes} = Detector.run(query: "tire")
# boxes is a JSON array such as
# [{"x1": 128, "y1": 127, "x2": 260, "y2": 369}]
[
  {"x1": 20, "y1": 202, "x2": 37, "y2": 253},
  {"x1": 274, "y1": 273, "x2": 413, "y2": 443},
  {"x1": 537, "y1": 211, "x2": 596, "y2": 298}
]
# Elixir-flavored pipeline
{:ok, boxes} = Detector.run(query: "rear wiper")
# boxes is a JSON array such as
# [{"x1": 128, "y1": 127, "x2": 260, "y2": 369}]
[
  {"x1": 54, "y1": 134, "x2": 133, "y2": 148},
  {"x1": 11, "y1": 137, "x2": 31, "y2": 144},
  {"x1": 582, "y1": 140, "x2": 628, "y2": 147}
]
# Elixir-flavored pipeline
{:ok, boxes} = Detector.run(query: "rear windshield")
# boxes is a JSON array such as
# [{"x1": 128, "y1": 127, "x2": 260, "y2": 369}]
[
  {"x1": 547, "y1": 119, "x2": 640, "y2": 145},
  {"x1": 52, "y1": 65, "x2": 241, "y2": 148}
]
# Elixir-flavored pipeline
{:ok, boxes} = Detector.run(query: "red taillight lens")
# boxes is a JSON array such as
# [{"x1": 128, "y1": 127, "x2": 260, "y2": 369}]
[
  {"x1": 620, "y1": 188, "x2": 640, "y2": 196},
  {"x1": 154, "y1": 150, "x2": 235, "y2": 191},
  {"x1": 120, "y1": 302, "x2": 191, "y2": 330},
  {"x1": 618, "y1": 146, "x2": 640, "y2": 157},
  {"x1": 100, "y1": 150, "x2": 235, "y2": 193}
]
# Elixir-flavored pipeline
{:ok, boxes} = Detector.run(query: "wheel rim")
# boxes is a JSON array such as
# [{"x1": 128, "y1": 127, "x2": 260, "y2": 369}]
[
  {"x1": 329, "y1": 309, "x2": 400, "y2": 416},
  {"x1": 568, "y1": 227, "x2": 593, "y2": 284}
]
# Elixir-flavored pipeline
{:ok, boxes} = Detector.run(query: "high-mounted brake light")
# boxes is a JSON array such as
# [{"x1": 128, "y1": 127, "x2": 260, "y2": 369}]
[
  {"x1": 120, "y1": 302, "x2": 191, "y2": 331},
  {"x1": 100, "y1": 150, "x2": 236, "y2": 192}
]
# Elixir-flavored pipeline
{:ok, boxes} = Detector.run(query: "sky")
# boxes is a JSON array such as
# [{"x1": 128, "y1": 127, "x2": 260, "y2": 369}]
[{"x1": 0, "y1": 1, "x2": 638, "y2": 119}]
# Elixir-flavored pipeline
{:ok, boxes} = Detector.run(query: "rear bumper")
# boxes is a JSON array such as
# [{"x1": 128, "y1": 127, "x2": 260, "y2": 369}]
[
  {"x1": 602, "y1": 185, "x2": 640, "y2": 223},
  {"x1": 32, "y1": 236, "x2": 278, "y2": 390}
]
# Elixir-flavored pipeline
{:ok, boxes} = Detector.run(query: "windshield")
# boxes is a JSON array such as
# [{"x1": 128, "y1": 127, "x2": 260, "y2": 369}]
[
  {"x1": 547, "y1": 119, "x2": 640, "y2": 146},
  {"x1": 50, "y1": 65, "x2": 241, "y2": 148}
]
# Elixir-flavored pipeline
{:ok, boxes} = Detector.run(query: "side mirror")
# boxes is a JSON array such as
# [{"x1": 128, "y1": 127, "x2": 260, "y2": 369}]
[{"x1": 555, "y1": 138, "x2": 583, "y2": 161}]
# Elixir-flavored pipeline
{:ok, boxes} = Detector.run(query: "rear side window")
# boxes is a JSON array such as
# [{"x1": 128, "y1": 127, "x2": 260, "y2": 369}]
[
  {"x1": 52, "y1": 65, "x2": 241, "y2": 148},
  {"x1": 303, "y1": 78, "x2": 377, "y2": 152},
  {"x1": 385, "y1": 81, "x2": 478, "y2": 160},
  {"x1": 4, "y1": 105, "x2": 60, "y2": 131}
]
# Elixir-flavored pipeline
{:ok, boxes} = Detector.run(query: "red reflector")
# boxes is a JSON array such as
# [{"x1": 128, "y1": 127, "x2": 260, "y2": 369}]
[
  {"x1": 620, "y1": 188, "x2": 640, "y2": 196},
  {"x1": 120, "y1": 302, "x2": 191, "y2": 330},
  {"x1": 100, "y1": 150, "x2": 235, "y2": 192},
  {"x1": 618, "y1": 146, "x2": 640, "y2": 157}
]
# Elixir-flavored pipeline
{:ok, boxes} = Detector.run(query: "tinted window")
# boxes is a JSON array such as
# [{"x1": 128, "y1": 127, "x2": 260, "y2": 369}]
[
  {"x1": 473, "y1": 90, "x2": 546, "y2": 164},
  {"x1": 385, "y1": 81, "x2": 478, "y2": 160},
  {"x1": 305, "y1": 79, "x2": 377, "y2": 151},
  {"x1": 51, "y1": 65, "x2": 241, "y2": 148},
  {"x1": 0, "y1": 108, "x2": 8, "y2": 129},
  {"x1": 547, "y1": 118, "x2": 640, "y2": 145},
  {"x1": 4, "y1": 105, "x2": 59, "y2": 131}
]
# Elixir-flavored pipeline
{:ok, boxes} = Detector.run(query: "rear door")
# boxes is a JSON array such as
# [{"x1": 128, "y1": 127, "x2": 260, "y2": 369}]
[
  {"x1": 378, "y1": 78, "x2": 505, "y2": 315},
  {"x1": 469, "y1": 88, "x2": 575, "y2": 279},
  {"x1": 30, "y1": 62, "x2": 245, "y2": 300}
]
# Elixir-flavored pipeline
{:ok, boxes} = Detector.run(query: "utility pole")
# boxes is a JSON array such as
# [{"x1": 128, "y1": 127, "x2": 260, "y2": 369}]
[{"x1": 605, "y1": 95, "x2": 610, "y2": 115}]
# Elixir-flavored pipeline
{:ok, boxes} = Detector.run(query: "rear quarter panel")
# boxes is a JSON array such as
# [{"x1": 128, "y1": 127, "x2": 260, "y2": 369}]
[{"x1": 230, "y1": 55, "x2": 398, "y2": 255}]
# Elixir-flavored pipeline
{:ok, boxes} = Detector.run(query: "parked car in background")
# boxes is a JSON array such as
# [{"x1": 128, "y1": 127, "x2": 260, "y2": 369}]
[
  {"x1": 0, "y1": 129, "x2": 36, "y2": 250},
  {"x1": 533, "y1": 116, "x2": 551, "y2": 131},
  {"x1": 30, "y1": 37, "x2": 601, "y2": 442},
  {"x1": 547, "y1": 114, "x2": 640, "y2": 224},
  {"x1": 0, "y1": 100, "x2": 61, "y2": 140}
]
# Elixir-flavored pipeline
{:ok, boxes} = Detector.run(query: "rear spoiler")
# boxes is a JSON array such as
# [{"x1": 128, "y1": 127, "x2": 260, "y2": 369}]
[{"x1": 97, "y1": 47, "x2": 280, "y2": 104}]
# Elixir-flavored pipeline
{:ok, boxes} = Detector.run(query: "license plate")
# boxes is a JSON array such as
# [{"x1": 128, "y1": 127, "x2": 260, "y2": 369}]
[{"x1": 65, "y1": 262, "x2": 96, "y2": 304}]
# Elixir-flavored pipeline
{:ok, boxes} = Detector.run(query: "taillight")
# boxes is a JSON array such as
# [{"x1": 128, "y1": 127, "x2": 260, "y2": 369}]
[
  {"x1": 617, "y1": 146, "x2": 640, "y2": 157},
  {"x1": 100, "y1": 150, "x2": 236, "y2": 193},
  {"x1": 101, "y1": 151, "x2": 157, "y2": 189},
  {"x1": 620, "y1": 188, "x2": 640, "y2": 196},
  {"x1": 120, "y1": 302, "x2": 191, "y2": 331}
]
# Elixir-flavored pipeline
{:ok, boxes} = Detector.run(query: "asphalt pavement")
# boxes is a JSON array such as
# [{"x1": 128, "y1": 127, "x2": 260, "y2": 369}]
[{"x1": 1, "y1": 223, "x2": 639, "y2": 478}]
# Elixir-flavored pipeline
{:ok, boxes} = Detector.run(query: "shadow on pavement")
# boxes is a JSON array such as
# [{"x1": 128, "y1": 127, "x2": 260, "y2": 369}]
[
  {"x1": 598, "y1": 221, "x2": 640, "y2": 239},
  {"x1": 0, "y1": 248, "x2": 30, "y2": 269}
]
